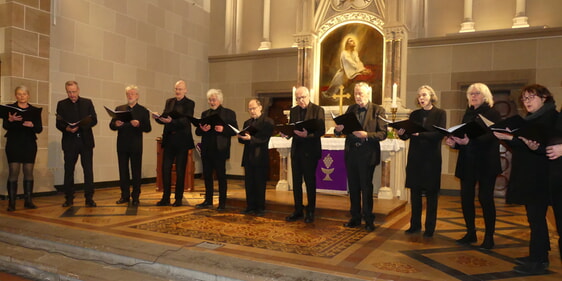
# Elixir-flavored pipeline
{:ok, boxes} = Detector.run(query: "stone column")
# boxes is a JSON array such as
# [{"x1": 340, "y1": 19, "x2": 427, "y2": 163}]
[
  {"x1": 459, "y1": 0, "x2": 475, "y2": 32},
  {"x1": 0, "y1": 0, "x2": 53, "y2": 193},
  {"x1": 384, "y1": 27, "x2": 406, "y2": 111},
  {"x1": 512, "y1": 0, "x2": 529, "y2": 28},
  {"x1": 258, "y1": 0, "x2": 271, "y2": 50}
]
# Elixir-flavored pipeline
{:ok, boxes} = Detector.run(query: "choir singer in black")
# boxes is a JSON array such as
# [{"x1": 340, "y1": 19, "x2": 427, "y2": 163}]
[
  {"x1": 56, "y1": 81, "x2": 98, "y2": 208},
  {"x1": 284, "y1": 86, "x2": 325, "y2": 223},
  {"x1": 110, "y1": 85, "x2": 152, "y2": 206},
  {"x1": 153, "y1": 80, "x2": 195, "y2": 207},
  {"x1": 237, "y1": 99, "x2": 274, "y2": 216},
  {"x1": 195, "y1": 89, "x2": 238, "y2": 211}
]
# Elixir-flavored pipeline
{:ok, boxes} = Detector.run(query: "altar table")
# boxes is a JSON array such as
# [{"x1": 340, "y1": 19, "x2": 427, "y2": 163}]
[{"x1": 268, "y1": 137, "x2": 406, "y2": 199}]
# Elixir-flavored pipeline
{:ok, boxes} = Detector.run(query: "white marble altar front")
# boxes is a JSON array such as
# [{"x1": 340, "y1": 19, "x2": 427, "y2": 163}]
[{"x1": 268, "y1": 137, "x2": 406, "y2": 200}]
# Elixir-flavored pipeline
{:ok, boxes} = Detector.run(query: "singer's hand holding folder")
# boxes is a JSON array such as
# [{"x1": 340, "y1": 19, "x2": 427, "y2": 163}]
[
  {"x1": 378, "y1": 115, "x2": 426, "y2": 134},
  {"x1": 0, "y1": 104, "x2": 42, "y2": 121},
  {"x1": 104, "y1": 106, "x2": 132, "y2": 122},
  {"x1": 332, "y1": 112, "x2": 363, "y2": 135},
  {"x1": 276, "y1": 119, "x2": 320, "y2": 137}
]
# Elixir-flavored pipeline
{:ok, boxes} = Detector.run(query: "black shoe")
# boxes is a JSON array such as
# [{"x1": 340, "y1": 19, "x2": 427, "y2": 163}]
[
  {"x1": 304, "y1": 213, "x2": 315, "y2": 223},
  {"x1": 513, "y1": 261, "x2": 548, "y2": 275},
  {"x1": 365, "y1": 223, "x2": 376, "y2": 232},
  {"x1": 405, "y1": 227, "x2": 421, "y2": 234},
  {"x1": 285, "y1": 212, "x2": 304, "y2": 222},
  {"x1": 116, "y1": 198, "x2": 129, "y2": 204},
  {"x1": 423, "y1": 230, "x2": 434, "y2": 237},
  {"x1": 85, "y1": 199, "x2": 97, "y2": 207},
  {"x1": 254, "y1": 210, "x2": 265, "y2": 217},
  {"x1": 24, "y1": 200, "x2": 37, "y2": 209},
  {"x1": 515, "y1": 257, "x2": 549, "y2": 267},
  {"x1": 217, "y1": 205, "x2": 226, "y2": 211},
  {"x1": 131, "y1": 200, "x2": 140, "y2": 207},
  {"x1": 456, "y1": 231, "x2": 477, "y2": 244},
  {"x1": 479, "y1": 236, "x2": 494, "y2": 250},
  {"x1": 156, "y1": 199, "x2": 171, "y2": 206},
  {"x1": 62, "y1": 200, "x2": 73, "y2": 207},
  {"x1": 172, "y1": 200, "x2": 182, "y2": 207},
  {"x1": 195, "y1": 201, "x2": 212, "y2": 209},
  {"x1": 343, "y1": 220, "x2": 361, "y2": 228},
  {"x1": 240, "y1": 208, "x2": 255, "y2": 214}
]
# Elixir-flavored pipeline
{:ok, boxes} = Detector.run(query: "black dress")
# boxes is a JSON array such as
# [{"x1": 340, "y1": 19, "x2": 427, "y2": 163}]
[
  {"x1": 399, "y1": 106, "x2": 446, "y2": 233},
  {"x1": 3, "y1": 103, "x2": 43, "y2": 163}
]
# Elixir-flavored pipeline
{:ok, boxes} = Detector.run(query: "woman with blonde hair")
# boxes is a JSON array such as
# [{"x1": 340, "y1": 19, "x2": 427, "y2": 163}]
[
  {"x1": 445, "y1": 83, "x2": 501, "y2": 249},
  {"x1": 3, "y1": 86, "x2": 43, "y2": 211}
]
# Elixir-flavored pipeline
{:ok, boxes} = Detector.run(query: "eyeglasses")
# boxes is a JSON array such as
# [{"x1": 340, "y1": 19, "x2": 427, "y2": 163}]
[
  {"x1": 295, "y1": 95, "x2": 308, "y2": 101},
  {"x1": 520, "y1": 94, "x2": 537, "y2": 102},
  {"x1": 468, "y1": 91, "x2": 481, "y2": 96}
]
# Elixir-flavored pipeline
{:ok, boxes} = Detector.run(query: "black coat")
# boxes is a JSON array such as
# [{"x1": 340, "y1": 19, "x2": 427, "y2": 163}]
[
  {"x1": 3, "y1": 103, "x2": 43, "y2": 140},
  {"x1": 289, "y1": 102, "x2": 325, "y2": 160},
  {"x1": 453, "y1": 104, "x2": 502, "y2": 181},
  {"x1": 341, "y1": 102, "x2": 387, "y2": 166},
  {"x1": 239, "y1": 114, "x2": 274, "y2": 167},
  {"x1": 156, "y1": 96, "x2": 195, "y2": 149},
  {"x1": 56, "y1": 97, "x2": 97, "y2": 150},
  {"x1": 109, "y1": 103, "x2": 152, "y2": 152},
  {"x1": 399, "y1": 107, "x2": 446, "y2": 192},
  {"x1": 505, "y1": 103, "x2": 558, "y2": 205},
  {"x1": 195, "y1": 105, "x2": 238, "y2": 159}
]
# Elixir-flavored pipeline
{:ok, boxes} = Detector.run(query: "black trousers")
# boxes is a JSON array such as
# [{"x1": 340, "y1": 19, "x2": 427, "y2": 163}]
[
  {"x1": 202, "y1": 154, "x2": 227, "y2": 204},
  {"x1": 162, "y1": 145, "x2": 188, "y2": 201},
  {"x1": 345, "y1": 146, "x2": 376, "y2": 224},
  {"x1": 291, "y1": 153, "x2": 319, "y2": 213},
  {"x1": 117, "y1": 148, "x2": 142, "y2": 200},
  {"x1": 409, "y1": 189, "x2": 439, "y2": 232},
  {"x1": 460, "y1": 175, "x2": 496, "y2": 235},
  {"x1": 525, "y1": 202, "x2": 550, "y2": 262},
  {"x1": 63, "y1": 139, "x2": 94, "y2": 200},
  {"x1": 552, "y1": 188, "x2": 562, "y2": 258},
  {"x1": 244, "y1": 165, "x2": 267, "y2": 211}
]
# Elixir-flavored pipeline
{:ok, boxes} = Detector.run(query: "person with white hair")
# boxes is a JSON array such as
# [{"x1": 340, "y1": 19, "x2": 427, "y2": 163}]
[
  {"x1": 445, "y1": 82, "x2": 501, "y2": 250},
  {"x1": 195, "y1": 89, "x2": 238, "y2": 211},
  {"x1": 334, "y1": 82, "x2": 387, "y2": 232}
]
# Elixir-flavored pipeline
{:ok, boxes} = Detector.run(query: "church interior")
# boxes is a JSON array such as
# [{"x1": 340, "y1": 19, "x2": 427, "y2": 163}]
[{"x1": 1, "y1": 0, "x2": 562, "y2": 280}]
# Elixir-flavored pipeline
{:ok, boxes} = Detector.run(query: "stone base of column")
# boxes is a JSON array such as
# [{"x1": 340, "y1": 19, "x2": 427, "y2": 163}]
[
  {"x1": 459, "y1": 21, "x2": 475, "y2": 33},
  {"x1": 512, "y1": 16, "x2": 529, "y2": 28},
  {"x1": 258, "y1": 41, "x2": 271, "y2": 50}
]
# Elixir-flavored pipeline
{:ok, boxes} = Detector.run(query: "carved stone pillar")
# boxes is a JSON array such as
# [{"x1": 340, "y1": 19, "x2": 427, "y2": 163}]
[
  {"x1": 258, "y1": 0, "x2": 271, "y2": 50},
  {"x1": 384, "y1": 27, "x2": 406, "y2": 111},
  {"x1": 460, "y1": 0, "x2": 475, "y2": 32},
  {"x1": 512, "y1": 0, "x2": 529, "y2": 28},
  {"x1": 294, "y1": 34, "x2": 315, "y2": 88}
]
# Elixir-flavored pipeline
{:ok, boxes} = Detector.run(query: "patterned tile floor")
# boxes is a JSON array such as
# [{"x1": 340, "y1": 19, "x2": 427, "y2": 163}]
[{"x1": 0, "y1": 179, "x2": 561, "y2": 281}]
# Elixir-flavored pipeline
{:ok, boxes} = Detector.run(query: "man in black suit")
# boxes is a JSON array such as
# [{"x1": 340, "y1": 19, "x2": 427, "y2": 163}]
[
  {"x1": 56, "y1": 80, "x2": 98, "y2": 207},
  {"x1": 153, "y1": 80, "x2": 195, "y2": 207},
  {"x1": 110, "y1": 85, "x2": 152, "y2": 206},
  {"x1": 334, "y1": 82, "x2": 387, "y2": 232},
  {"x1": 284, "y1": 87, "x2": 325, "y2": 223},
  {"x1": 195, "y1": 89, "x2": 238, "y2": 210},
  {"x1": 237, "y1": 99, "x2": 274, "y2": 216}
]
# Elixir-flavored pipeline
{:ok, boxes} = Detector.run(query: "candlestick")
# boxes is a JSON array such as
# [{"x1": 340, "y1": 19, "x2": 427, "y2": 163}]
[{"x1": 391, "y1": 83, "x2": 398, "y2": 108}]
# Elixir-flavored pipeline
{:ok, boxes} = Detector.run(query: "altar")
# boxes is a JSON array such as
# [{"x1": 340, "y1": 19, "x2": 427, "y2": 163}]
[{"x1": 268, "y1": 137, "x2": 407, "y2": 200}]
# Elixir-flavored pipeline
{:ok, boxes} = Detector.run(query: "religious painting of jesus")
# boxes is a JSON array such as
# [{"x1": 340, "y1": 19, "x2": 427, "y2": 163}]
[{"x1": 319, "y1": 23, "x2": 383, "y2": 106}]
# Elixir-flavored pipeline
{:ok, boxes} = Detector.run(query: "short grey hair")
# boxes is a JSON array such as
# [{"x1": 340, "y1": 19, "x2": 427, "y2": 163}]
[
  {"x1": 125, "y1": 84, "x2": 139, "y2": 93},
  {"x1": 206, "y1": 88, "x2": 224, "y2": 103}
]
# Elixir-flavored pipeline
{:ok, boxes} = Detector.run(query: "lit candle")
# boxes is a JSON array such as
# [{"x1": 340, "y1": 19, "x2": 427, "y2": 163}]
[
  {"x1": 391, "y1": 83, "x2": 398, "y2": 108},
  {"x1": 292, "y1": 86, "x2": 296, "y2": 97}
]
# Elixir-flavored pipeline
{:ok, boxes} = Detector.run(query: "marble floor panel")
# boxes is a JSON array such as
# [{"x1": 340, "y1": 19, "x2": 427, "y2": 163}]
[{"x1": 0, "y1": 179, "x2": 561, "y2": 281}]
